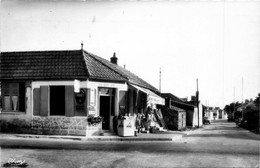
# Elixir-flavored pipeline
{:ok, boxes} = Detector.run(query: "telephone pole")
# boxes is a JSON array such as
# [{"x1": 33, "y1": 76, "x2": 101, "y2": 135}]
[
  {"x1": 233, "y1": 87, "x2": 235, "y2": 115},
  {"x1": 159, "y1": 67, "x2": 161, "y2": 93},
  {"x1": 242, "y1": 77, "x2": 244, "y2": 104},
  {"x1": 196, "y1": 78, "x2": 200, "y2": 127}
]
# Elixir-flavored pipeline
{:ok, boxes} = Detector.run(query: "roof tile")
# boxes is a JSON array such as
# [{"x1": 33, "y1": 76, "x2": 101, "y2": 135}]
[{"x1": 1, "y1": 49, "x2": 157, "y2": 91}]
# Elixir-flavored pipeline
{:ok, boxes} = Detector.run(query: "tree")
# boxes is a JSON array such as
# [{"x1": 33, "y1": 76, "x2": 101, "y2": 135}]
[
  {"x1": 224, "y1": 101, "x2": 242, "y2": 116},
  {"x1": 253, "y1": 93, "x2": 260, "y2": 106},
  {"x1": 241, "y1": 93, "x2": 260, "y2": 132}
]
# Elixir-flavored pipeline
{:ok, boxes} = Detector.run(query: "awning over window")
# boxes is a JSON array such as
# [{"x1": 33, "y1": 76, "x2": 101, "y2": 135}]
[{"x1": 130, "y1": 84, "x2": 165, "y2": 106}]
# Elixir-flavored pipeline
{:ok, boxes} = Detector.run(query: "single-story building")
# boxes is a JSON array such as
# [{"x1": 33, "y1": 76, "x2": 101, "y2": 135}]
[
  {"x1": 157, "y1": 104, "x2": 186, "y2": 131},
  {"x1": 0, "y1": 46, "x2": 164, "y2": 136},
  {"x1": 161, "y1": 93, "x2": 203, "y2": 127}
]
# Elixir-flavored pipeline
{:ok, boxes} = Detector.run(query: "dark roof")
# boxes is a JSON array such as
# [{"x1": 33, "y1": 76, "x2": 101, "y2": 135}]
[
  {"x1": 1, "y1": 50, "x2": 125, "y2": 82},
  {"x1": 1, "y1": 50, "x2": 87, "y2": 80},
  {"x1": 161, "y1": 93, "x2": 185, "y2": 103},
  {"x1": 82, "y1": 51, "x2": 126, "y2": 82},
  {"x1": 170, "y1": 105, "x2": 185, "y2": 112},
  {"x1": 171, "y1": 100, "x2": 196, "y2": 111},
  {"x1": 84, "y1": 51, "x2": 158, "y2": 91},
  {"x1": 161, "y1": 93, "x2": 196, "y2": 110},
  {"x1": 1, "y1": 49, "x2": 157, "y2": 91}
]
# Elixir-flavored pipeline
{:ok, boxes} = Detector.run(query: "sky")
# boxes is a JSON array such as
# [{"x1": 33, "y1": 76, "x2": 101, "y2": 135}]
[{"x1": 1, "y1": 0, "x2": 260, "y2": 108}]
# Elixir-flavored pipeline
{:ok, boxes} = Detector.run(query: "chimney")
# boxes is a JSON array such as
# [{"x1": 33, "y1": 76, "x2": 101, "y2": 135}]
[
  {"x1": 81, "y1": 41, "x2": 84, "y2": 50},
  {"x1": 110, "y1": 52, "x2": 118, "y2": 65}
]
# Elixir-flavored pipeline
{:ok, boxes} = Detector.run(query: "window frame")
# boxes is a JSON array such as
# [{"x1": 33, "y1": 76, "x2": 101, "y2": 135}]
[{"x1": 1, "y1": 81, "x2": 26, "y2": 112}]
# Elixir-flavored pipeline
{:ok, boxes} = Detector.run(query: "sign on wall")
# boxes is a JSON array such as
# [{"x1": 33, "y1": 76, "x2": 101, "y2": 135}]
[
  {"x1": 74, "y1": 80, "x2": 80, "y2": 93},
  {"x1": 75, "y1": 89, "x2": 86, "y2": 111},
  {"x1": 88, "y1": 88, "x2": 96, "y2": 115}
]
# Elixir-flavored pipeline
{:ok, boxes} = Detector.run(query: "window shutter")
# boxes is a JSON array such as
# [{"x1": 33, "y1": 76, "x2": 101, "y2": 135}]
[
  {"x1": 19, "y1": 82, "x2": 25, "y2": 112},
  {"x1": 40, "y1": 86, "x2": 49, "y2": 116},
  {"x1": 65, "y1": 86, "x2": 74, "y2": 117},
  {"x1": 84, "y1": 88, "x2": 88, "y2": 116},
  {"x1": 87, "y1": 88, "x2": 90, "y2": 115},
  {"x1": 119, "y1": 91, "x2": 127, "y2": 115},
  {"x1": 33, "y1": 88, "x2": 40, "y2": 116},
  {"x1": 119, "y1": 91, "x2": 127, "y2": 106}
]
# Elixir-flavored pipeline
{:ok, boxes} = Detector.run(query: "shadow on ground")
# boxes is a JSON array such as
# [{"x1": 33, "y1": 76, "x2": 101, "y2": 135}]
[
  {"x1": 185, "y1": 133, "x2": 260, "y2": 140},
  {"x1": 202, "y1": 126, "x2": 242, "y2": 131}
]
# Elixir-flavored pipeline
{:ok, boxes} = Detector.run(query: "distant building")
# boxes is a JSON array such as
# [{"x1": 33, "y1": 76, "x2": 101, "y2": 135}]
[{"x1": 205, "y1": 107, "x2": 227, "y2": 120}]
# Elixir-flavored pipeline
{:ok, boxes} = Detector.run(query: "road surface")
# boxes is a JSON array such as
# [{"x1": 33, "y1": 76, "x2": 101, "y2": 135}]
[{"x1": 1, "y1": 120, "x2": 259, "y2": 168}]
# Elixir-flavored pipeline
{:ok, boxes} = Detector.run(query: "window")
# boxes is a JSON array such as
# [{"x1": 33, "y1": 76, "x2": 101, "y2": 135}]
[
  {"x1": 50, "y1": 86, "x2": 65, "y2": 115},
  {"x1": 1, "y1": 82, "x2": 25, "y2": 112}
]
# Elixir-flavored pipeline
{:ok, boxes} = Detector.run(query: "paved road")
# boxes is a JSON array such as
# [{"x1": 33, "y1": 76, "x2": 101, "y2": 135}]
[{"x1": 1, "y1": 120, "x2": 259, "y2": 168}]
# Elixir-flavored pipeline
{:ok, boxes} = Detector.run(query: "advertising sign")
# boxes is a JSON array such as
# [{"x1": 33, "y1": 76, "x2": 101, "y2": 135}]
[
  {"x1": 75, "y1": 89, "x2": 86, "y2": 111},
  {"x1": 88, "y1": 88, "x2": 96, "y2": 115}
]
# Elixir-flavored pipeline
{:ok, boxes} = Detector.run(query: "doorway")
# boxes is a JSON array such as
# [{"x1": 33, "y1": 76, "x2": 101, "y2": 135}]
[
  {"x1": 99, "y1": 96, "x2": 111, "y2": 130},
  {"x1": 50, "y1": 86, "x2": 65, "y2": 115}
]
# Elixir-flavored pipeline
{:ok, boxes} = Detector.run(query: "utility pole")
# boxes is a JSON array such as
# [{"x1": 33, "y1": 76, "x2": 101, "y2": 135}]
[
  {"x1": 196, "y1": 78, "x2": 199, "y2": 127},
  {"x1": 159, "y1": 67, "x2": 161, "y2": 93},
  {"x1": 233, "y1": 87, "x2": 235, "y2": 118},
  {"x1": 242, "y1": 77, "x2": 244, "y2": 104},
  {"x1": 242, "y1": 77, "x2": 244, "y2": 119}
]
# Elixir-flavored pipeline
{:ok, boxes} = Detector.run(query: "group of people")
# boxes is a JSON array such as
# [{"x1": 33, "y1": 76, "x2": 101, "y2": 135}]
[
  {"x1": 135, "y1": 106, "x2": 158, "y2": 133},
  {"x1": 113, "y1": 106, "x2": 160, "y2": 134}
]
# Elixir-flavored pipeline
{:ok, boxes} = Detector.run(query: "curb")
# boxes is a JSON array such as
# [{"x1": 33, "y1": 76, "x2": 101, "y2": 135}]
[{"x1": 1, "y1": 133, "x2": 184, "y2": 142}]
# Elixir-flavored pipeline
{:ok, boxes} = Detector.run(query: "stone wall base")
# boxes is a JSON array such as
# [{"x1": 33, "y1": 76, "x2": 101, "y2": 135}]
[
  {"x1": 30, "y1": 128, "x2": 86, "y2": 136},
  {"x1": 0, "y1": 117, "x2": 105, "y2": 136},
  {"x1": 31, "y1": 117, "x2": 88, "y2": 136}
]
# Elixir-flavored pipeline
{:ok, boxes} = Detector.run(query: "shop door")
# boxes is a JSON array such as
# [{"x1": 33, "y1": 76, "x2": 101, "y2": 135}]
[
  {"x1": 50, "y1": 86, "x2": 65, "y2": 115},
  {"x1": 100, "y1": 96, "x2": 110, "y2": 130}
]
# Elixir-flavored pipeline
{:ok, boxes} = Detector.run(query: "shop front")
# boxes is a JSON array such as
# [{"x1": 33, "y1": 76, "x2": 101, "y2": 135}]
[
  {"x1": 81, "y1": 80, "x2": 128, "y2": 136},
  {"x1": 116, "y1": 84, "x2": 165, "y2": 136},
  {"x1": 30, "y1": 80, "x2": 127, "y2": 136},
  {"x1": 130, "y1": 84, "x2": 165, "y2": 108}
]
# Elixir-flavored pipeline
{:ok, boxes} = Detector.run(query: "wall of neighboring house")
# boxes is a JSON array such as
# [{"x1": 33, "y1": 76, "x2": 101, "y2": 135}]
[
  {"x1": 170, "y1": 101, "x2": 203, "y2": 128},
  {"x1": 222, "y1": 111, "x2": 228, "y2": 119},
  {"x1": 185, "y1": 110, "x2": 194, "y2": 127},
  {"x1": 158, "y1": 106, "x2": 186, "y2": 131},
  {"x1": 186, "y1": 104, "x2": 203, "y2": 127},
  {"x1": 177, "y1": 111, "x2": 186, "y2": 130},
  {"x1": 213, "y1": 110, "x2": 219, "y2": 120},
  {"x1": 198, "y1": 103, "x2": 203, "y2": 126},
  {"x1": 207, "y1": 111, "x2": 214, "y2": 120},
  {"x1": 218, "y1": 110, "x2": 227, "y2": 120}
]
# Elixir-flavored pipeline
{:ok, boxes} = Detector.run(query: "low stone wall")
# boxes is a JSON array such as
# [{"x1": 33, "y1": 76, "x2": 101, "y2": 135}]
[
  {"x1": 0, "y1": 116, "x2": 103, "y2": 136},
  {"x1": 31, "y1": 117, "x2": 88, "y2": 136}
]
